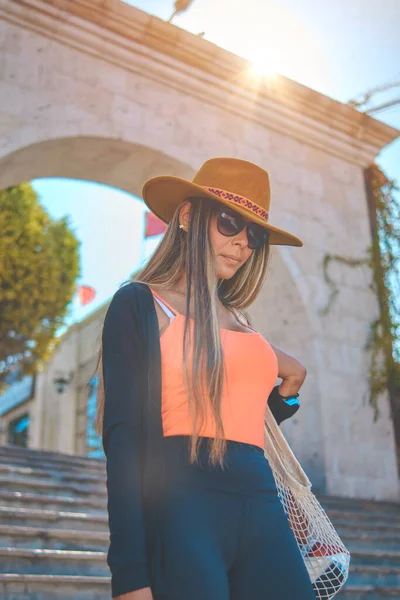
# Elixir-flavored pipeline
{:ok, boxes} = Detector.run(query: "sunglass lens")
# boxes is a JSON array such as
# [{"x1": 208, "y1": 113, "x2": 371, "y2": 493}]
[
  {"x1": 217, "y1": 210, "x2": 243, "y2": 236},
  {"x1": 247, "y1": 225, "x2": 269, "y2": 249},
  {"x1": 216, "y1": 206, "x2": 269, "y2": 249}
]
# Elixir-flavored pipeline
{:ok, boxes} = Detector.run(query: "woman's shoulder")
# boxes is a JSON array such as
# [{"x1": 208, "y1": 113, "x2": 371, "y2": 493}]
[
  {"x1": 113, "y1": 280, "x2": 149, "y2": 299},
  {"x1": 103, "y1": 281, "x2": 155, "y2": 346},
  {"x1": 106, "y1": 281, "x2": 152, "y2": 317}
]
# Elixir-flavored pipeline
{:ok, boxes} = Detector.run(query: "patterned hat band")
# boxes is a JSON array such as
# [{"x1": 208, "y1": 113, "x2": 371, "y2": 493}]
[{"x1": 202, "y1": 187, "x2": 269, "y2": 223}]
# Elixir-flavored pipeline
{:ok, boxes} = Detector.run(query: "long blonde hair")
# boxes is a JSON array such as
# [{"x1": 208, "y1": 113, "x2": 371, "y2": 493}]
[{"x1": 94, "y1": 196, "x2": 271, "y2": 465}]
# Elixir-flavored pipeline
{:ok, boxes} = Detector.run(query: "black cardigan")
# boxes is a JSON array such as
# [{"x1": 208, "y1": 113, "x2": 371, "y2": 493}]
[{"x1": 101, "y1": 281, "x2": 299, "y2": 597}]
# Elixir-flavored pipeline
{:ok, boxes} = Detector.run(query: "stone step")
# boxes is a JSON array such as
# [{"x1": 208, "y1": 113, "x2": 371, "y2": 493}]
[
  {"x1": 0, "y1": 463, "x2": 106, "y2": 486},
  {"x1": 0, "y1": 547, "x2": 108, "y2": 576},
  {"x1": 0, "y1": 446, "x2": 106, "y2": 470},
  {"x1": 0, "y1": 474, "x2": 107, "y2": 499},
  {"x1": 0, "y1": 524, "x2": 109, "y2": 551},
  {"x1": 0, "y1": 490, "x2": 106, "y2": 512},
  {"x1": 343, "y1": 533, "x2": 400, "y2": 552},
  {"x1": 348, "y1": 563, "x2": 400, "y2": 587},
  {"x1": 4, "y1": 525, "x2": 398, "y2": 564},
  {"x1": 3, "y1": 504, "x2": 398, "y2": 556},
  {"x1": 330, "y1": 516, "x2": 400, "y2": 531},
  {"x1": 0, "y1": 575, "x2": 398, "y2": 600},
  {"x1": 1, "y1": 487, "x2": 397, "y2": 531},
  {"x1": 336, "y1": 522, "x2": 400, "y2": 535},
  {"x1": 0, "y1": 448, "x2": 398, "y2": 509},
  {"x1": 339, "y1": 585, "x2": 400, "y2": 599},
  {"x1": 0, "y1": 455, "x2": 105, "y2": 478},
  {"x1": 2, "y1": 521, "x2": 399, "y2": 565},
  {"x1": 0, "y1": 452, "x2": 105, "y2": 475},
  {"x1": 1, "y1": 544, "x2": 397, "y2": 576},
  {"x1": 349, "y1": 549, "x2": 400, "y2": 567},
  {"x1": 0, "y1": 463, "x2": 54, "y2": 481},
  {"x1": 0, "y1": 444, "x2": 397, "y2": 600},
  {"x1": 1, "y1": 447, "x2": 397, "y2": 509},
  {"x1": 318, "y1": 495, "x2": 400, "y2": 515},
  {"x1": 0, "y1": 505, "x2": 107, "y2": 530},
  {"x1": 3, "y1": 469, "x2": 398, "y2": 526},
  {"x1": 0, "y1": 573, "x2": 111, "y2": 599},
  {"x1": 326, "y1": 509, "x2": 400, "y2": 526},
  {"x1": 0, "y1": 444, "x2": 105, "y2": 468}
]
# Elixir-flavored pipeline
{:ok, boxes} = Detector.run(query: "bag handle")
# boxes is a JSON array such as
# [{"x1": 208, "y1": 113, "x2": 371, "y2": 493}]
[{"x1": 264, "y1": 403, "x2": 312, "y2": 494}]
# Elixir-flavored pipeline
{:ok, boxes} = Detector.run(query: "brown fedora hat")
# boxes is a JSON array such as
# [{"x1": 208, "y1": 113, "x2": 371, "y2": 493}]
[{"x1": 142, "y1": 157, "x2": 303, "y2": 247}]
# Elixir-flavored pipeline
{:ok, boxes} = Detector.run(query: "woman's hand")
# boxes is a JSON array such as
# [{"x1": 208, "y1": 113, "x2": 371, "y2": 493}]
[
  {"x1": 270, "y1": 344, "x2": 307, "y2": 397},
  {"x1": 114, "y1": 588, "x2": 153, "y2": 600}
]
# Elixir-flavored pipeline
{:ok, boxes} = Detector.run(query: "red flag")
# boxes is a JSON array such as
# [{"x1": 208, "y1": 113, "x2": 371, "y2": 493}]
[
  {"x1": 78, "y1": 285, "x2": 96, "y2": 306},
  {"x1": 145, "y1": 212, "x2": 167, "y2": 237},
  {"x1": 168, "y1": 0, "x2": 195, "y2": 21}
]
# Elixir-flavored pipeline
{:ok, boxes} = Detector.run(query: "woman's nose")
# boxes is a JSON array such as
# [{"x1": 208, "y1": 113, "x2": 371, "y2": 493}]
[{"x1": 234, "y1": 227, "x2": 248, "y2": 246}]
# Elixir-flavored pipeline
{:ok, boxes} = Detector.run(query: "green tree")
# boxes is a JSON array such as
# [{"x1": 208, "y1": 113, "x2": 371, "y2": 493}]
[{"x1": 0, "y1": 183, "x2": 80, "y2": 389}]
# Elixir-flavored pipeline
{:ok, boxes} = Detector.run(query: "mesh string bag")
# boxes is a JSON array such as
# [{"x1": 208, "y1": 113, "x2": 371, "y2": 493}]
[{"x1": 263, "y1": 403, "x2": 351, "y2": 599}]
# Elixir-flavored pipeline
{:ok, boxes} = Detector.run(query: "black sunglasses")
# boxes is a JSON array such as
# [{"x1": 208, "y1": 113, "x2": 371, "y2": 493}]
[{"x1": 214, "y1": 205, "x2": 270, "y2": 250}]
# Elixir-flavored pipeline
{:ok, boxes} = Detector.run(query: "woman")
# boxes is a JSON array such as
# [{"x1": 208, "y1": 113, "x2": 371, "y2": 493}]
[{"x1": 95, "y1": 157, "x2": 314, "y2": 600}]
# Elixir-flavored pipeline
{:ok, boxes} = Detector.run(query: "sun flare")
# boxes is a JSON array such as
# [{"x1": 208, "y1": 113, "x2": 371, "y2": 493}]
[{"x1": 248, "y1": 57, "x2": 278, "y2": 80}]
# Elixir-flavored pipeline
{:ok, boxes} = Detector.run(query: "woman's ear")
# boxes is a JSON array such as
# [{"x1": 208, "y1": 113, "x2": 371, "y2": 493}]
[{"x1": 179, "y1": 201, "x2": 191, "y2": 230}]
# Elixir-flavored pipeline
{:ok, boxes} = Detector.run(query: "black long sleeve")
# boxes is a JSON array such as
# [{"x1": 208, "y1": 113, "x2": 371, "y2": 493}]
[
  {"x1": 268, "y1": 385, "x2": 300, "y2": 425},
  {"x1": 101, "y1": 285, "x2": 150, "y2": 597}
]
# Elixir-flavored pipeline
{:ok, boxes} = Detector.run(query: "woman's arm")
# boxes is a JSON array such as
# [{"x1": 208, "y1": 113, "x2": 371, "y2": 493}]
[
  {"x1": 270, "y1": 344, "x2": 307, "y2": 396},
  {"x1": 102, "y1": 285, "x2": 152, "y2": 598},
  {"x1": 266, "y1": 345, "x2": 306, "y2": 426}
]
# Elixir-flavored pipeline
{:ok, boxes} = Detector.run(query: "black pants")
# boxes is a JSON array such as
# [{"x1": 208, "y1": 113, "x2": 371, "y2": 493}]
[{"x1": 152, "y1": 435, "x2": 315, "y2": 600}]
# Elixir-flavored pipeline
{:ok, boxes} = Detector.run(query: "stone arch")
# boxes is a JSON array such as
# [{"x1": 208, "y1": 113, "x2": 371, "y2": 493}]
[{"x1": 0, "y1": 136, "x2": 195, "y2": 194}]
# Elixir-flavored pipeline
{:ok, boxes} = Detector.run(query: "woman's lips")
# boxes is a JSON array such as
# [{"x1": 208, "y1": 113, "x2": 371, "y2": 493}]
[{"x1": 222, "y1": 255, "x2": 239, "y2": 264}]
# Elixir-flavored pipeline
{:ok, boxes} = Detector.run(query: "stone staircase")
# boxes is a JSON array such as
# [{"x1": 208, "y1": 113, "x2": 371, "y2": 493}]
[{"x1": 0, "y1": 445, "x2": 399, "y2": 600}]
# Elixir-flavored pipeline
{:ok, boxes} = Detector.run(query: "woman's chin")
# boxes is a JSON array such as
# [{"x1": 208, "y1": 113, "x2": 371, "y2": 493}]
[
  {"x1": 216, "y1": 266, "x2": 238, "y2": 280},
  {"x1": 215, "y1": 255, "x2": 241, "y2": 279}
]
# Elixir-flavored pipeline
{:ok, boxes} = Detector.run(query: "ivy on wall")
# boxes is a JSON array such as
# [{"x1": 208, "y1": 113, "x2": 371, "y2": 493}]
[
  {"x1": 365, "y1": 165, "x2": 400, "y2": 434},
  {"x1": 319, "y1": 254, "x2": 370, "y2": 318},
  {"x1": 320, "y1": 164, "x2": 400, "y2": 461}
]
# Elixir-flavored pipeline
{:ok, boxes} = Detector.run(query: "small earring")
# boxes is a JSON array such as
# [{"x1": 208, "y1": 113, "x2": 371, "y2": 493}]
[{"x1": 179, "y1": 224, "x2": 186, "y2": 231}]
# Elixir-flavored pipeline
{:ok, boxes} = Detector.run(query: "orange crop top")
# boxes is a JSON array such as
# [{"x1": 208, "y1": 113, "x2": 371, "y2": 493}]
[{"x1": 150, "y1": 288, "x2": 279, "y2": 449}]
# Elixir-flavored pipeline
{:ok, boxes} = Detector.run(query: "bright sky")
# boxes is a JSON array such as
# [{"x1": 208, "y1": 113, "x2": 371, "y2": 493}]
[{"x1": 32, "y1": 0, "x2": 400, "y2": 329}]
